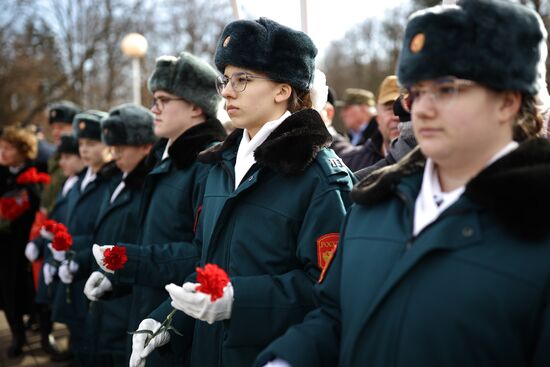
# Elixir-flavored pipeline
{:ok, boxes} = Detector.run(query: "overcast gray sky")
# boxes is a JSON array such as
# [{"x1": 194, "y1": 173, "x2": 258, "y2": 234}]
[{"x1": 236, "y1": 0, "x2": 405, "y2": 58}]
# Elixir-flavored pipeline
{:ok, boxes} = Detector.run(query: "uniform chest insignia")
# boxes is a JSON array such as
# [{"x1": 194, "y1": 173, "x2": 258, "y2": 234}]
[{"x1": 79, "y1": 121, "x2": 86, "y2": 130}]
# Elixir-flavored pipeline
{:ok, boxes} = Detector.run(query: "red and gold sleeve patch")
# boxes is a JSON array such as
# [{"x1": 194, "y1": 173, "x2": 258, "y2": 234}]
[{"x1": 316, "y1": 233, "x2": 339, "y2": 283}]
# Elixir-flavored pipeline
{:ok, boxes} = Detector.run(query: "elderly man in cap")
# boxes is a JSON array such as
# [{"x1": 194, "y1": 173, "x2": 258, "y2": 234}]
[
  {"x1": 337, "y1": 76, "x2": 401, "y2": 172},
  {"x1": 337, "y1": 88, "x2": 378, "y2": 145}
]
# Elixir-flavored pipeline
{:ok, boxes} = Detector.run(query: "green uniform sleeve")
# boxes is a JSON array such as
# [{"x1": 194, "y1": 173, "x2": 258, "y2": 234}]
[
  {"x1": 113, "y1": 240, "x2": 201, "y2": 288},
  {"x1": 253, "y1": 209, "x2": 352, "y2": 367}
]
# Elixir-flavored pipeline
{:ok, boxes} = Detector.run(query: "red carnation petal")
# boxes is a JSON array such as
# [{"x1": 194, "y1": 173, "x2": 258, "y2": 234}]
[{"x1": 196, "y1": 264, "x2": 229, "y2": 301}]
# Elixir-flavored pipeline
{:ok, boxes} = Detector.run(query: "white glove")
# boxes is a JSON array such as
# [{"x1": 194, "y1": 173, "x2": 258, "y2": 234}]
[
  {"x1": 40, "y1": 227, "x2": 54, "y2": 241},
  {"x1": 165, "y1": 282, "x2": 233, "y2": 324},
  {"x1": 129, "y1": 318, "x2": 171, "y2": 367},
  {"x1": 42, "y1": 262, "x2": 57, "y2": 285},
  {"x1": 58, "y1": 260, "x2": 79, "y2": 284},
  {"x1": 92, "y1": 244, "x2": 114, "y2": 273},
  {"x1": 25, "y1": 241, "x2": 39, "y2": 262},
  {"x1": 84, "y1": 271, "x2": 113, "y2": 301},
  {"x1": 47, "y1": 243, "x2": 66, "y2": 262},
  {"x1": 264, "y1": 359, "x2": 293, "y2": 367}
]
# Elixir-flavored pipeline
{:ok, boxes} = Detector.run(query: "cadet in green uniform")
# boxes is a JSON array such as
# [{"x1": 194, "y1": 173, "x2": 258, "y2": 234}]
[
  {"x1": 131, "y1": 17, "x2": 355, "y2": 367},
  {"x1": 90, "y1": 52, "x2": 226, "y2": 366},
  {"x1": 41, "y1": 101, "x2": 81, "y2": 214},
  {"x1": 81, "y1": 104, "x2": 156, "y2": 367},
  {"x1": 25, "y1": 134, "x2": 83, "y2": 359},
  {"x1": 256, "y1": 1, "x2": 550, "y2": 366},
  {"x1": 50, "y1": 110, "x2": 119, "y2": 366}
]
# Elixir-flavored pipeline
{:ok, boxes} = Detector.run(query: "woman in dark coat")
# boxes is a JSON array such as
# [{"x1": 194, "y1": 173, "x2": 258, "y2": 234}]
[
  {"x1": 256, "y1": 1, "x2": 550, "y2": 366},
  {"x1": 0, "y1": 126, "x2": 42, "y2": 357},
  {"x1": 130, "y1": 17, "x2": 355, "y2": 367}
]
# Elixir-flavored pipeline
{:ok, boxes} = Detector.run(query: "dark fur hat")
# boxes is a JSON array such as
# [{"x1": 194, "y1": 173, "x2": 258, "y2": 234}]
[
  {"x1": 214, "y1": 17, "x2": 317, "y2": 92},
  {"x1": 72, "y1": 110, "x2": 108, "y2": 141},
  {"x1": 397, "y1": 0, "x2": 547, "y2": 95},
  {"x1": 101, "y1": 103, "x2": 156, "y2": 146},
  {"x1": 49, "y1": 101, "x2": 82, "y2": 125},
  {"x1": 57, "y1": 134, "x2": 79, "y2": 155},
  {"x1": 148, "y1": 51, "x2": 221, "y2": 118}
]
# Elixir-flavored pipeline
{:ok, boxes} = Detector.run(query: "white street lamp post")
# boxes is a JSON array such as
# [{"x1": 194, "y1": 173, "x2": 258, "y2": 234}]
[{"x1": 121, "y1": 33, "x2": 148, "y2": 105}]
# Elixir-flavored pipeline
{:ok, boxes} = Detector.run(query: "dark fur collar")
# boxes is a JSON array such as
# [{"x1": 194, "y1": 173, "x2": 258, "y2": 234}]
[
  {"x1": 199, "y1": 109, "x2": 332, "y2": 176},
  {"x1": 149, "y1": 118, "x2": 227, "y2": 169},
  {"x1": 351, "y1": 138, "x2": 550, "y2": 240},
  {"x1": 124, "y1": 157, "x2": 153, "y2": 189},
  {"x1": 97, "y1": 161, "x2": 121, "y2": 180}
]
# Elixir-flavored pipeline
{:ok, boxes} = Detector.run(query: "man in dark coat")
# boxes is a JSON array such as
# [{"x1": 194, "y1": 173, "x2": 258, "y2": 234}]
[
  {"x1": 81, "y1": 103, "x2": 156, "y2": 367},
  {"x1": 90, "y1": 51, "x2": 226, "y2": 367}
]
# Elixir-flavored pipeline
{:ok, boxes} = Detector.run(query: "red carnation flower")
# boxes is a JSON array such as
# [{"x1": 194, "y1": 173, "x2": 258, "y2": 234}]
[
  {"x1": 16, "y1": 167, "x2": 51, "y2": 185},
  {"x1": 52, "y1": 230, "x2": 73, "y2": 251},
  {"x1": 103, "y1": 246, "x2": 128, "y2": 272},
  {"x1": 44, "y1": 219, "x2": 58, "y2": 233},
  {"x1": 0, "y1": 196, "x2": 30, "y2": 221},
  {"x1": 196, "y1": 264, "x2": 230, "y2": 301},
  {"x1": 53, "y1": 222, "x2": 68, "y2": 234}
]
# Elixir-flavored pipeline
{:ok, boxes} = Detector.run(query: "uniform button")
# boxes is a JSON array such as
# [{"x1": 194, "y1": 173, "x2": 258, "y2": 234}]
[{"x1": 462, "y1": 226, "x2": 474, "y2": 237}]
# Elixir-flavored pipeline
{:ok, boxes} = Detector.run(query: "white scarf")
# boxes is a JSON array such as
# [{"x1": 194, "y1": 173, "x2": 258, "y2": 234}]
[
  {"x1": 110, "y1": 172, "x2": 128, "y2": 203},
  {"x1": 80, "y1": 166, "x2": 97, "y2": 191},
  {"x1": 234, "y1": 111, "x2": 291, "y2": 189},
  {"x1": 413, "y1": 141, "x2": 519, "y2": 236},
  {"x1": 61, "y1": 175, "x2": 79, "y2": 197}
]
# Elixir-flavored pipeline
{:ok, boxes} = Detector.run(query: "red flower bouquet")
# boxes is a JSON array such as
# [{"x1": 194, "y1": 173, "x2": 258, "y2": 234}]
[
  {"x1": 0, "y1": 195, "x2": 30, "y2": 221},
  {"x1": 16, "y1": 167, "x2": 51, "y2": 185},
  {"x1": 196, "y1": 264, "x2": 230, "y2": 301},
  {"x1": 103, "y1": 246, "x2": 128, "y2": 272}
]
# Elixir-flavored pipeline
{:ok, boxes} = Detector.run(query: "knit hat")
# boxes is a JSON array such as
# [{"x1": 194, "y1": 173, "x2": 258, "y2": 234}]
[
  {"x1": 101, "y1": 103, "x2": 156, "y2": 146},
  {"x1": 398, "y1": 0, "x2": 547, "y2": 95},
  {"x1": 48, "y1": 101, "x2": 82, "y2": 125},
  {"x1": 214, "y1": 17, "x2": 317, "y2": 92},
  {"x1": 72, "y1": 110, "x2": 108, "y2": 141},
  {"x1": 148, "y1": 51, "x2": 221, "y2": 118}
]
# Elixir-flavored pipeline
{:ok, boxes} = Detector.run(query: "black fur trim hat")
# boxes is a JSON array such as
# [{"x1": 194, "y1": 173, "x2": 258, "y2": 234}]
[
  {"x1": 72, "y1": 110, "x2": 108, "y2": 141},
  {"x1": 49, "y1": 101, "x2": 82, "y2": 125},
  {"x1": 148, "y1": 51, "x2": 221, "y2": 118},
  {"x1": 57, "y1": 134, "x2": 79, "y2": 156},
  {"x1": 397, "y1": 0, "x2": 547, "y2": 95},
  {"x1": 214, "y1": 17, "x2": 317, "y2": 92},
  {"x1": 101, "y1": 103, "x2": 156, "y2": 146}
]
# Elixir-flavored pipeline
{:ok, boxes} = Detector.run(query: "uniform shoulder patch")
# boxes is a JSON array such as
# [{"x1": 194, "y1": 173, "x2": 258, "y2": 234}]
[{"x1": 317, "y1": 233, "x2": 339, "y2": 282}]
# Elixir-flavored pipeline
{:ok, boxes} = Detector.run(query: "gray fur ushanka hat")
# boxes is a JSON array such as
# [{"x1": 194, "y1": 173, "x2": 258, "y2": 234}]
[
  {"x1": 214, "y1": 17, "x2": 318, "y2": 92},
  {"x1": 397, "y1": 0, "x2": 547, "y2": 95},
  {"x1": 101, "y1": 103, "x2": 156, "y2": 146},
  {"x1": 72, "y1": 110, "x2": 108, "y2": 141},
  {"x1": 148, "y1": 51, "x2": 221, "y2": 118},
  {"x1": 49, "y1": 101, "x2": 82, "y2": 125}
]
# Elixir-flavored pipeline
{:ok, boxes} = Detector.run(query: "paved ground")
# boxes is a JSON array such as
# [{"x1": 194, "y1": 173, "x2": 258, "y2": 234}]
[{"x1": 0, "y1": 311, "x2": 69, "y2": 367}]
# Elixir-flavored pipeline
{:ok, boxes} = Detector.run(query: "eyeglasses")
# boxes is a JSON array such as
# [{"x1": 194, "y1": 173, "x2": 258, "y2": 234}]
[
  {"x1": 406, "y1": 77, "x2": 477, "y2": 108},
  {"x1": 150, "y1": 96, "x2": 185, "y2": 111},
  {"x1": 215, "y1": 72, "x2": 273, "y2": 95}
]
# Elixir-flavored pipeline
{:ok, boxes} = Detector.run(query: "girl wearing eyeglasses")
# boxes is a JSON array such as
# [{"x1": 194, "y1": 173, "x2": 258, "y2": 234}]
[
  {"x1": 130, "y1": 17, "x2": 355, "y2": 367},
  {"x1": 255, "y1": 1, "x2": 550, "y2": 367}
]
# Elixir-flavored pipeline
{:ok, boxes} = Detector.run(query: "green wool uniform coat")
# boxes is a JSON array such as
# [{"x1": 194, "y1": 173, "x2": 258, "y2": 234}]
[
  {"x1": 256, "y1": 139, "x2": 550, "y2": 367},
  {"x1": 151, "y1": 109, "x2": 355, "y2": 367},
  {"x1": 111, "y1": 119, "x2": 226, "y2": 366},
  {"x1": 50, "y1": 162, "x2": 120, "y2": 360},
  {"x1": 84, "y1": 159, "x2": 152, "y2": 366}
]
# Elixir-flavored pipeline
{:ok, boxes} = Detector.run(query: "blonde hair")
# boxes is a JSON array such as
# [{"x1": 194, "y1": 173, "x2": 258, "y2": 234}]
[
  {"x1": 513, "y1": 94, "x2": 544, "y2": 141},
  {"x1": 1, "y1": 125, "x2": 38, "y2": 160}
]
